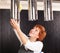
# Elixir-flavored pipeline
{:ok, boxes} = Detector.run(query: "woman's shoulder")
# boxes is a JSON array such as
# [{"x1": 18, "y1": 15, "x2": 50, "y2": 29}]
[
  {"x1": 35, "y1": 41, "x2": 43, "y2": 46},
  {"x1": 36, "y1": 41, "x2": 43, "y2": 43}
]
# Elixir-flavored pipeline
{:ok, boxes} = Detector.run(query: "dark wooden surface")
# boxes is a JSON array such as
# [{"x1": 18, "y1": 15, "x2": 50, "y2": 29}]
[
  {"x1": 0, "y1": 9, "x2": 60, "y2": 53},
  {"x1": 0, "y1": 10, "x2": 2, "y2": 53}
]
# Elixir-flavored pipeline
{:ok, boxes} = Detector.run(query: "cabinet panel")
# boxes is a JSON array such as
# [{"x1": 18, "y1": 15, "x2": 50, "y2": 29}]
[
  {"x1": 0, "y1": 10, "x2": 1, "y2": 53},
  {"x1": 1, "y1": 9, "x2": 20, "y2": 53},
  {"x1": 1, "y1": 9, "x2": 60, "y2": 53}
]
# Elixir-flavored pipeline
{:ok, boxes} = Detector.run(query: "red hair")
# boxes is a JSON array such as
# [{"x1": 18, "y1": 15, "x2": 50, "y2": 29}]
[{"x1": 34, "y1": 24, "x2": 46, "y2": 41}]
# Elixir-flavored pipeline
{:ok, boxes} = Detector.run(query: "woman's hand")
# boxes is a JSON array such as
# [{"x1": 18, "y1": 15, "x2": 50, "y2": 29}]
[
  {"x1": 10, "y1": 19, "x2": 29, "y2": 45},
  {"x1": 10, "y1": 19, "x2": 20, "y2": 30}
]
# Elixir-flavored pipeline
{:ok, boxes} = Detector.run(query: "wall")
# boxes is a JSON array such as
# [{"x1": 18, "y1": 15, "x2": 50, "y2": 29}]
[
  {"x1": 20, "y1": 10, "x2": 60, "y2": 53},
  {"x1": 1, "y1": 10, "x2": 20, "y2": 53},
  {"x1": 0, "y1": 9, "x2": 60, "y2": 53},
  {"x1": 0, "y1": 10, "x2": 1, "y2": 53}
]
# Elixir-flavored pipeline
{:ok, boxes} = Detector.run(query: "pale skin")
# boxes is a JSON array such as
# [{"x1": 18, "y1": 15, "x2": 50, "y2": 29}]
[{"x1": 10, "y1": 19, "x2": 41, "y2": 45}]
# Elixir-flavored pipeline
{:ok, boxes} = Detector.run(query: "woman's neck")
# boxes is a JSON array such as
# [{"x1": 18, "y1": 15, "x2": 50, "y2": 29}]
[{"x1": 29, "y1": 37, "x2": 37, "y2": 42}]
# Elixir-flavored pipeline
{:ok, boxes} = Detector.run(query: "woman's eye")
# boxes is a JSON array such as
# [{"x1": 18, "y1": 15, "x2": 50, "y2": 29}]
[{"x1": 35, "y1": 30, "x2": 37, "y2": 31}]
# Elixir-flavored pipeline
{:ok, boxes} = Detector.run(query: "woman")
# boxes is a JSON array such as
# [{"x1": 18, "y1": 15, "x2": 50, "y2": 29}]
[{"x1": 10, "y1": 19, "x2": 46, "y2": 53}]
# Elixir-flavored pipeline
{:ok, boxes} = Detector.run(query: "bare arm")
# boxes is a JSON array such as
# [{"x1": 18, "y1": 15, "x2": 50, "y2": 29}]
[{"x1": 10, "y1": 19, "x2": 29, "y2": 45}]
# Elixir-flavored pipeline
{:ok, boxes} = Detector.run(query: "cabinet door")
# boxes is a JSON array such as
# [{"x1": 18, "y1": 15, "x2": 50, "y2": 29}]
[
  {"x1": 1, "y1": 9, "x2": 20, "y2": 53},
  {"x1": 0, "y1": 10, "x2": 2, "y2": 53}
]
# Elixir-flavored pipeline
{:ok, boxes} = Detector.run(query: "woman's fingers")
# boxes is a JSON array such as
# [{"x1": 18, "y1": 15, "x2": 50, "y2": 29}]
[
  {"x1": 10, "y1": 19, "x2": 19, "y2": 29},
  {"x1": 10, "y1": 19, "x2": 15, "y2": 26}
]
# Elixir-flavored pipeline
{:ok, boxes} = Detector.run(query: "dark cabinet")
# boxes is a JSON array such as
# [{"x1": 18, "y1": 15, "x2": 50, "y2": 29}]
[{"x1": 0, "y1": 9, "x2": 60, "y2": 53}]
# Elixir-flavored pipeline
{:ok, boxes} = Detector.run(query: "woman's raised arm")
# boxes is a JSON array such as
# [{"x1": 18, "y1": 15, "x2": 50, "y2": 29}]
[{"x1": 10, "y1": 19, "x2": 29, "y2": 45}]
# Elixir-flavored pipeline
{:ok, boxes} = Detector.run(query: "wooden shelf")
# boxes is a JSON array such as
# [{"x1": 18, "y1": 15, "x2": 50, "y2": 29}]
[{"x1": 0, "y1": 0, "x2": 60, "y2": 11}]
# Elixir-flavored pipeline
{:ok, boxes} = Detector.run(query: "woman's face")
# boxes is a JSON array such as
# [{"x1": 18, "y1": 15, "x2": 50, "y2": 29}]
[{"x1": 29, "y1": 27, "x2": 41, "y2": 38}]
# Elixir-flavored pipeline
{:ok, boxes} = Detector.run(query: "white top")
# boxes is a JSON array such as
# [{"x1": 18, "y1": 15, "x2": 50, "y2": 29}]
[
  {"x1": 24, "y1": 40, "x2": 43, "y2": 53},
  {"x1": 14, "y1": 29, "x2": 43, "y2": 53}
]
